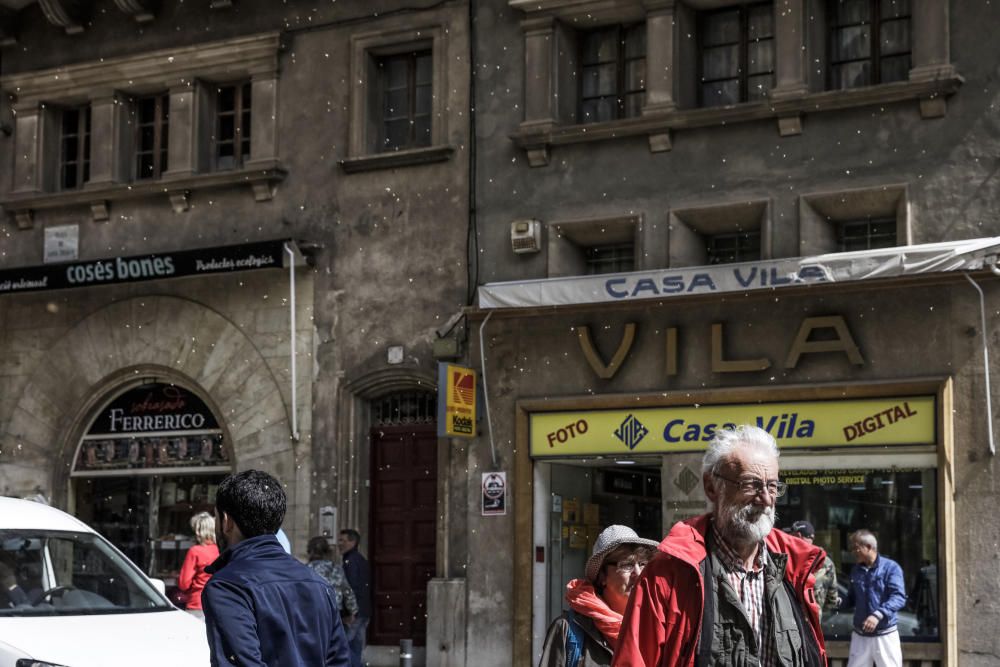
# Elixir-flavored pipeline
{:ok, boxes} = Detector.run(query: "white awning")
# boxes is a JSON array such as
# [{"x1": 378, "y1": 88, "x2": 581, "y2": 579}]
[{"x1": 477, "y1": 237, "x2": 1000, "y2": 309}]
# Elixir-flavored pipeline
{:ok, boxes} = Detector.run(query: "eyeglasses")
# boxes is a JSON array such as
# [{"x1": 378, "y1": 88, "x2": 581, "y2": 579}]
[
  {"x1": 713, "y1": 473, "x2": 787, "y2": 498},
  {"x1": 606, "y1": 556, "x2": 650, "y2": 574}
]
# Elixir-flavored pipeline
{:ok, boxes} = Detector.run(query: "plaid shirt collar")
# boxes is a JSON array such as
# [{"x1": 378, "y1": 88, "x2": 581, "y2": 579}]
[{"x1": 710, "y1": 520, "x2": 768, "y2": 573}]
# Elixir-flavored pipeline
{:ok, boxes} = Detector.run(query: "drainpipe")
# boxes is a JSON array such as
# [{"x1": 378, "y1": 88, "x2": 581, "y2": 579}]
[
  {"x1": 478, "y1": 311, "x2": 497, "y2": 468},
  {"x1": 963, "y1": 272, "x2": 995, "y2": 456},
  {"x1": 285, "y1": 242, "x2": 300, "y2": 442}
]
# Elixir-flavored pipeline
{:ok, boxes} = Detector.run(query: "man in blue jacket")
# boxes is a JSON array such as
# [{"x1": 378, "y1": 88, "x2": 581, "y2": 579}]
[
  {"x1": 203, "y1": 469, "x2": 350, "y2": 667},
  {"x1": 844, "y1": 529, "x2": 907, "y2": 667}
]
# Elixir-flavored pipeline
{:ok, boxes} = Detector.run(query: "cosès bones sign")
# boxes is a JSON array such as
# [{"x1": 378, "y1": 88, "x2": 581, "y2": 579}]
[{"x1": 576, "y1": 315, "x2": 863, "y2": 379}]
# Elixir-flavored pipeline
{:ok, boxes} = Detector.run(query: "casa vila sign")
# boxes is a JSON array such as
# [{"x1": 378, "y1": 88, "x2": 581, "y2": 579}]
[{"x1": 575, "y1": 315, "x2": 863, "y2": 379}]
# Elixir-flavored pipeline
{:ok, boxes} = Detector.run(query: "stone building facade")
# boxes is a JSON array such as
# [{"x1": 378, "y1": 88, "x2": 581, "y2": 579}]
[
  {"x1": 464, "y1": 0, "x2": 1000, "y2": 666},
  {"x1": 0, "y1": 1, "x2": 470, "y2": 664}
]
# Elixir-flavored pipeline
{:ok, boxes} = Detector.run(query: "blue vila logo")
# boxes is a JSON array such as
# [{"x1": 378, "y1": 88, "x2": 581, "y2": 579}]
[{"x1": 614, "y1": 414, "x2": 649, "y2": 450}]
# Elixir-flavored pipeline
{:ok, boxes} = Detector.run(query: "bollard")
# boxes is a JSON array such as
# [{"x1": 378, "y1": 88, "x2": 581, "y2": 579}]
[{"x1": 399, "y1": 638, "x2": 413, "y2": 667}]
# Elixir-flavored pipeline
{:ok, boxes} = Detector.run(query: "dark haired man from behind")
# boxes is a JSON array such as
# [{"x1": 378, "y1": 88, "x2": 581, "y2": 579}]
[{"x1": 203, "y1": 470, "x2": 349, "y2": 667}]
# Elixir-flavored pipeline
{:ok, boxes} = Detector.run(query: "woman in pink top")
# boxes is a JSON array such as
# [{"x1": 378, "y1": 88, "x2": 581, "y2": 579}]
[{"x1": 178, "y1": 511, "x2": 219, "y2": 618}]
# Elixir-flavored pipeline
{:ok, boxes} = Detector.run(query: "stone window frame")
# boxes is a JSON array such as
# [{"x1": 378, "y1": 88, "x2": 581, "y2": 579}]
[
  {"x1": 667, "y1": 199, "x2": 772, "y2": 267},
  {"x1": 509, "y1": 0, "x2": 959, "y2": 167},
  {"x1": 341, "y1": 25, "x2": 455, "y2": 174},
  {"x1": 0, "y1": 31, "x2": 284, "y2": 229},
  {"x1": 798, "y1": 184, "x2": 910, "y2": 256},
  {"x1": 547, "y1": 214, "x2": 644, "y2": 278}
]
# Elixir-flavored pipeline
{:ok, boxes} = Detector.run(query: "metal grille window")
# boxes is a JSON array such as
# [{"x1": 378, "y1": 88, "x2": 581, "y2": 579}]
[
  {"x1": 135, "y1": 94, "x2": 170, "y2": 180},
  {"x1": 838, "y1": 218, "x2": 897, "y2": 251},
  {"x1": 706, "y1": 231, "x2": 761, "y2": 264},
  {"x1": 60, "y1": 105, "x2": 91, "y2": 190},
  {"x1": 585, "y1": 243, "x2": 635, "y2": 274},
  {"x1": 699, "y1": 3, "x2": 774, "y2": 107},
  {"x1": 377, "y1": 50, "x2": 433, "y2": 152},
  {"x1": 372, "y1": 391, "x2": 437, "y2": 426},
  {"x1": 215, "y1": 82, "x2": 251, "y2": 169},
  {"x1": 829, "y1": 0, "x2": 911, "y2": 90},
  {"x1": 579, "y1": 24, "x2": 646, "y2": 124}
]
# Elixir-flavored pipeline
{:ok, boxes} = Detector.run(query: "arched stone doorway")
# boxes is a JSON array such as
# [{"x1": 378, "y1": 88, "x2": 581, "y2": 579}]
[
  {"x1": 0, "y1": 294, "x2": 309, "y2": 553},
  {"x1": 70, "y1": 379, "x2": 233, "y2": 584}
]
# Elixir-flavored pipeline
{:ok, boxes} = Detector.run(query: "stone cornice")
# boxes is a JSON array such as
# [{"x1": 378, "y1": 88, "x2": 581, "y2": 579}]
[
  {"x1": 340, "y1": 145, "x2": 455, "y2": 174},
  {"x1": 509, "y1": 0, "x2": 645, "y2": 23},
  {"x1": 0, "y1": 31, "x2": 282, "y2": 103},
  {"x1": 1, "y1": 165, "x2": 286, "y2": 227},
  {"x1": 512, "y1": 76, "x2": 964, "y2": 166}
]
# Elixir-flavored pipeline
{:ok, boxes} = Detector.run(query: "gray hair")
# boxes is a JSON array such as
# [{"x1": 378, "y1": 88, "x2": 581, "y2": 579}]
[
  {"x1": 702, "y1": 424, "x2": 780, "y2": 479},
  {"x1": 851, "y1": 529, "x2": 878, "y2": 550},
  {"x1": 190, "y1": 511, "x2": 216, "y2": 545}
]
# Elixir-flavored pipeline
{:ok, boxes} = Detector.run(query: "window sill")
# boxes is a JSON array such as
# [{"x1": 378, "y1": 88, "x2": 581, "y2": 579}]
[
  {"x1": 340, "y1": 145, "x2": 455, "y2": 173},
  {"x1": 1, "y1": 164, "x2": 287, "y2": 229},
  {"x1": 511, "y1": 75, "x2": 964, "y2": 167}
]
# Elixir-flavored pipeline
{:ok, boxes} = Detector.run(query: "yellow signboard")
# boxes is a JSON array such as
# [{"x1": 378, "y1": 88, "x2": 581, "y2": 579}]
[
  {"x1": 438, "y1": 363, "x2": 477, "y2": 438},
  {"x1": 530, "y1": 396, "x2": 935, "y2": 457}
]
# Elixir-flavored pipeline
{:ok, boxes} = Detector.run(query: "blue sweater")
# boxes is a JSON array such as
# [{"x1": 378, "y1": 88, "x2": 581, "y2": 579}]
[
  {"x1": 845, "y1": 555, "x2": 907, "y2": 635},
  {"x1": 203, "y1": 534, "x2": 350, "y2": 666}
]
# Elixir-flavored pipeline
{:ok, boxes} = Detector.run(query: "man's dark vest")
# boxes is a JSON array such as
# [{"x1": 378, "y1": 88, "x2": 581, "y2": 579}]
[{"x1": 696, "y1": 533, "x2": 823, "y2": 667}]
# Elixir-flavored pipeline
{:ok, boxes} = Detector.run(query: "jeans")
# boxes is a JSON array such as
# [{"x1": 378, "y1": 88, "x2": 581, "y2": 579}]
[{"x1": 345, "y1": 616, "x2": 369, "y2": 667}]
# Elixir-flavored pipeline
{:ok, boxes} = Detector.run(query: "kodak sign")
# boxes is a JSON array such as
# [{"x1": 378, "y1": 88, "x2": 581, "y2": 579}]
[{"x1": 438, "y1": 363, "x2": 477, "y2": 438}]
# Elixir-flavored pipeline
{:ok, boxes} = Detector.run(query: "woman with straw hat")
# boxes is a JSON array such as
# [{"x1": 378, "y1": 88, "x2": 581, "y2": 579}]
[{"x1": 539, "y1": 525, "x2": 659, "y2": 666}]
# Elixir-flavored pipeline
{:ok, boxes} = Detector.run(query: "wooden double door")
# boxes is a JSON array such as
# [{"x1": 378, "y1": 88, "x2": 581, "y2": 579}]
[{"x1": 369, "y1": 423, "x2": 438, "y2": 646}]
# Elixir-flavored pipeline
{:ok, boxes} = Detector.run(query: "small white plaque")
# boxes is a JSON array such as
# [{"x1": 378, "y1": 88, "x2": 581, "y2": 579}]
[
  {"x1": 387, "y1": 345, "x2": 404, "y2": 365},
  {"x1": 44, "y1": 224, "x2": 79, "y2": 264}
]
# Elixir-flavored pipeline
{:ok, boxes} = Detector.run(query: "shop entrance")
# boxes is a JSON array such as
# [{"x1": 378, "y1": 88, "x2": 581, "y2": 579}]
[
  {"x1": 69, "y1": 381, "x2": 231, "y2": 597},
  {"x1": 369, "y1": 391, "x2": 438, "y2": 647},
  {"x1": 542, "y1": 462, "x2": 662, "y2": 624}
]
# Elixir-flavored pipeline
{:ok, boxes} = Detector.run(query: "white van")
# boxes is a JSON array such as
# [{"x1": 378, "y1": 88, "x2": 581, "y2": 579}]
[{"x1": 0, "y1": 497, "x2": 210, "y2": 667}]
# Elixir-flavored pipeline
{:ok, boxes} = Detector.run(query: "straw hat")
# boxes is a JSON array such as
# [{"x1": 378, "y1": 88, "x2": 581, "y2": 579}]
[{"x1": 584, "y1": 525, "x2": 660, "y2": 583}]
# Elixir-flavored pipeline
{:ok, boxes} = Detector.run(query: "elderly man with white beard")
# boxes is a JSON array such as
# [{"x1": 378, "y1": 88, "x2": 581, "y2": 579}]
[{"x1": 613, "y1": 425, "x2": 828, "y2": 667}]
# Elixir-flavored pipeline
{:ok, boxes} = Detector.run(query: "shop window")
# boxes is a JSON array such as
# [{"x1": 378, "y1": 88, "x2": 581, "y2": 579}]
[
  {"x1": 798, "y1": 185, "x2": 908, "y2": 256},
  {"x1": 698, "y1": 3, "x2": 775, "y2": 107},
  {"x1": 71, "y1": 382, "x2": 231, "y2": 590},
  {"x1": 375, "y1": 50, "x2": 433, "y2": 152},
  {"x1": 668, "y1": 199, "x2": 769, "y2": 267},
  {"x1": 706, "y1": 230, "x2": 762, "y2": 264},
  {"x1": 779, "y1": 467, "x2": 939, "y2": 641},
  {"x1": 828, "y1": 0, "x2": 911, "y2": 90},
  {"x1": 59, "y1": 105, "x2": 91, "y2": 190},
  {"x1": 547, "y1": 215, "x2": 641, "y2": 278},
  {"x1": 214, "y1": 81, "x2": 251, "y2": 170},
  {"x1": 134, "y1": 93, "x2": 170, "y2": 181},
  {"x1": 838, "y1": 217, "x2": 897, "y2": 251},
  {"x1": 544, "y1": 462, "x2": 662, "y2": 624},
  {"x1": 578, "y1": 24, "x2": 646, "y2": 124}
]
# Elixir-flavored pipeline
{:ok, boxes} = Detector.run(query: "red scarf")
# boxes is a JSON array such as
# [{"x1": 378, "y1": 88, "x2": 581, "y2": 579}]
[{"x1": 564, "y1": 578, "x2": 623, "y2": 648}]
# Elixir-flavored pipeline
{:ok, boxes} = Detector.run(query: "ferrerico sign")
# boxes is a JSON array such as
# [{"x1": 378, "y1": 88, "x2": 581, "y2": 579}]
[
  {"x1": 0, "y1": 239, "x2": 288, "y2": 295},
  {"x1": 530, "y1": 396, "x2": 936, "y2": 457},
  {"x1": 88, "y1": 383, "x2": 220, "y2": 436}
]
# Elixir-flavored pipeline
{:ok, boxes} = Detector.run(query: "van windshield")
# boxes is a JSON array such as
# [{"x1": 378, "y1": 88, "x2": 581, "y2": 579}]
[{"x1": 0, "y1": 530, "x2": 171, "y2": 616}]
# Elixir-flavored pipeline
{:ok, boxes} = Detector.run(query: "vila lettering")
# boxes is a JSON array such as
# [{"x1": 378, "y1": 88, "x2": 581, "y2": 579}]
[{"x1": 843, "y1": 402, "x2": 917, "y2": 442}]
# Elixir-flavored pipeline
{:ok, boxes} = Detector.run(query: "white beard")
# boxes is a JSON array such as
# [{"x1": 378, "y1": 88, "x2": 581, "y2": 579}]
[{"x1": 717, "y1": 500, "x2": 776, "y2": 546}]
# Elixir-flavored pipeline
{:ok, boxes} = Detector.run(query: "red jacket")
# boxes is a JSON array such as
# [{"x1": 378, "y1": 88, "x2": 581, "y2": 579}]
[
  {"x1": 612, "y1": 514, "x2": 827, "y2": 667},
  {"x1": 178, "y1": 542, "x2": 219, "y2": 610}
]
